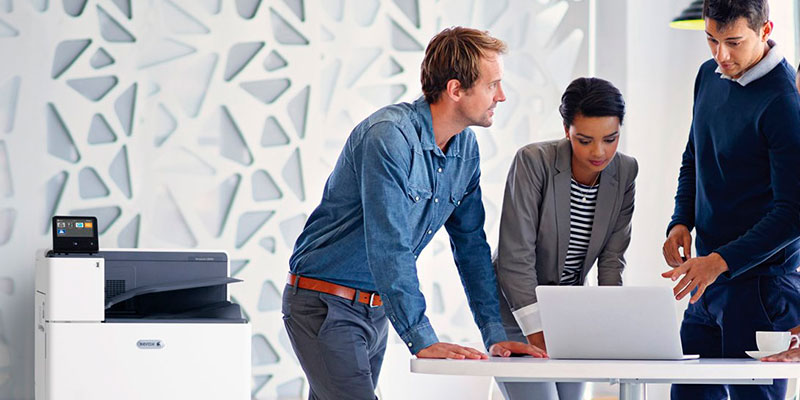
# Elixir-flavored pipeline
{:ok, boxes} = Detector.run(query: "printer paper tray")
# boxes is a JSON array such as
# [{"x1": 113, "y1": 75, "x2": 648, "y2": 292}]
[
  {"x1": 107, "y1": 301, "x2": 247, "y2": 323},
  {"x1": 105, "y1": 277, "x2": 241, "y2": 309}
]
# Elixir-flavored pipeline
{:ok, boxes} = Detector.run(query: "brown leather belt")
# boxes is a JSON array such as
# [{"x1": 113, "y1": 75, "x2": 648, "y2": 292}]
[{"x1": 287, "y1": 273, "x2": 383, "y2": 307}]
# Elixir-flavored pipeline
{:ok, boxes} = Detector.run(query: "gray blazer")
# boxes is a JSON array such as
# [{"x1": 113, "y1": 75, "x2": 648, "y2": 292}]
[{"x1": 494, "y1": 138, "x2": 638, "y2": 314}]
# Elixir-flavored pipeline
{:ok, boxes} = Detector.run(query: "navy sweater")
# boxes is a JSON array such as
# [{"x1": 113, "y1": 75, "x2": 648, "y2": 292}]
[{"x1": 669, "y1": 58, "x2": 800, "y2": 280}]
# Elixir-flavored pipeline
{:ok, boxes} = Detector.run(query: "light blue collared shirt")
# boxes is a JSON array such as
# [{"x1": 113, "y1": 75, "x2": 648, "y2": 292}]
[{"x1": 715, "y1": 39, "x2": 782, "y2": 86}]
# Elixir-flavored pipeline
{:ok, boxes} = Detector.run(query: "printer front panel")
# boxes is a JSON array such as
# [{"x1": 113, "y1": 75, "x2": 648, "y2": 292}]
[
  {"x1": 46, "y1": 322, "x2": 250, "y2": 399},
  {"x1": 39, "y1": 257, "x2": 104, "y2": 322}
]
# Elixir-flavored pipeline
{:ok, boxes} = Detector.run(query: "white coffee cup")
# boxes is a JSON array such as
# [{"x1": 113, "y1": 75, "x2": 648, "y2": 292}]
[{"x1": 756, "y1": 331, "x2": 799, "y2": 352}]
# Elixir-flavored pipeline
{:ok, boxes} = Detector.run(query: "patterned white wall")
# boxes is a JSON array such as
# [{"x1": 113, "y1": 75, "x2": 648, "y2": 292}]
[{"x1": 0, "y1": 1, "x2": 589, "y2": 398}]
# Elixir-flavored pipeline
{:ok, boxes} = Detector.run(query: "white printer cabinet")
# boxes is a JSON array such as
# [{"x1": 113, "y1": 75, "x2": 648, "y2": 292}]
[{"x1": 35, "y1": 252, "x2": 251, "y2": 400}]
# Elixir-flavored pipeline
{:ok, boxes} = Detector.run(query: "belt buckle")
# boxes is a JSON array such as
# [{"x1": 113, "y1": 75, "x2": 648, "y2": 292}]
[{"x1": 368, "y1": 292, "x2": 379, "y2": 308}]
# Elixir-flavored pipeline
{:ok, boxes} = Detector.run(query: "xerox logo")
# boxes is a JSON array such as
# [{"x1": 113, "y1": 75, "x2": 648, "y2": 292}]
[{"x1": 136, "y1": 340, "x2": 164, "y2": 349}]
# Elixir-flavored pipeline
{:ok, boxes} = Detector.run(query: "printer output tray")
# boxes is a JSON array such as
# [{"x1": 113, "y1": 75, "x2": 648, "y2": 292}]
[{"x1": 105, "y1": 277, "x2": 246, "y2": 323}]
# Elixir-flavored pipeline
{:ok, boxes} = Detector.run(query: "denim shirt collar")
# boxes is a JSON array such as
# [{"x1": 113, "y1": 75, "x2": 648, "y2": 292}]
[{"x1": 413, "y1": 96, "x2": 462, "y2": 158}]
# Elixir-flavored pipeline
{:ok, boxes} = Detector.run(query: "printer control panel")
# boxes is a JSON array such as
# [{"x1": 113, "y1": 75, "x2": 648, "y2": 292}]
[{"x1": 52, "y1": 216, "x2": 98, "y2": 254}]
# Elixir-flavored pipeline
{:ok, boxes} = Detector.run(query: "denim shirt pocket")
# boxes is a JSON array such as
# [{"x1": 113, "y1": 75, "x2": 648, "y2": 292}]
[
  {"x1": 407, "y1": 147, "x2": 431, "y2": 189},
  {"x1": 407, "y1": 185, "x2": 433, "y2": 204}
]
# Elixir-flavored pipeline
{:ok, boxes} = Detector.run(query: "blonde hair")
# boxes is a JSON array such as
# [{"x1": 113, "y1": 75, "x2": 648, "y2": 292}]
[{"x1": 421, "y1": 27, "x2": 507, "y2": 104}]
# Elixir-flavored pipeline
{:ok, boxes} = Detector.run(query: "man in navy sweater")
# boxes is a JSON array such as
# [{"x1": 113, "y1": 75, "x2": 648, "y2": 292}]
[{"x1": 662, "y1": 0, "x2": 800, "y2": 398}]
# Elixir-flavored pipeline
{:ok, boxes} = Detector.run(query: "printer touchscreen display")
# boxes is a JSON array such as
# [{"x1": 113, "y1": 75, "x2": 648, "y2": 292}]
[
  {"x1": 55, "y1": 217, "x2": 96, "y2": 237},
  {"x1": 52, "y1": 216, "x2": 99, "y2": 253}
]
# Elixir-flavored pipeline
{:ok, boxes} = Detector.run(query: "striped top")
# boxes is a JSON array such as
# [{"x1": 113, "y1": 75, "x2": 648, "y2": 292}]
[{"x1": 560, "y1": 177, "x2": 598, "y2": 286}]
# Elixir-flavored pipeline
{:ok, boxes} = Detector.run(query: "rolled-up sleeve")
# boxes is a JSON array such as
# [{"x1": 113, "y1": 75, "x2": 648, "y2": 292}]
[{"x1": 511, "y1": 303, "x2": 543, "y2": 336}]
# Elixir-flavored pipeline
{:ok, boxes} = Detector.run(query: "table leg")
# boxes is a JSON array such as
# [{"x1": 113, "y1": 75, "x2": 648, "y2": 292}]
[{"x1": 619, "y1": 382, "x2": 645, "y2": 400}]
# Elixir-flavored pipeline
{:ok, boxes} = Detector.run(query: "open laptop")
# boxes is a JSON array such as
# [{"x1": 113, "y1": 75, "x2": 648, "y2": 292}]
[{"x1": 536, "y1": 286, "x2": 699, "y2": 360}]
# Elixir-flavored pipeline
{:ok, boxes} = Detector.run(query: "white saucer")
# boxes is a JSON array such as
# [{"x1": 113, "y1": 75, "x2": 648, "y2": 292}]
[{"x1": 745, "y1": 350, "x2": 780, "y2": 359}]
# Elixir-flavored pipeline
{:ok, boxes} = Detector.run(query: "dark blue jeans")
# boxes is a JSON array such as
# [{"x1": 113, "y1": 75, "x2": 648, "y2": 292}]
[
  {"x1": 671, "y1": 272, "x2": 800, "y2": 400},
  {"x1": 282, "y1": 285, "x2": 388, "y2": 400}
]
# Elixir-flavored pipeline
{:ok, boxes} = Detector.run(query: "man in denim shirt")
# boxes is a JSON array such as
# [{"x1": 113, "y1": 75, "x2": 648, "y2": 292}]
[{"x1": 282, "y1": 27, "x2": 546, "y2": 399}]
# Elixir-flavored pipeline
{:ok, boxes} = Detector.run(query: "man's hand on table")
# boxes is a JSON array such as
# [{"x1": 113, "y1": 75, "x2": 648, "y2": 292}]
[
  {"x1": 416, "y1": 342, "x2": 487, "y2": 359},
  {"x1": 761, "y1": 324, "x2": 800, "y2": 362},
  {"x1": 761, "y1": 348, "x2": 800, "y2": 362},
  {"x1": 415, "y1": 340, "x2": 547, "y2": 359}
]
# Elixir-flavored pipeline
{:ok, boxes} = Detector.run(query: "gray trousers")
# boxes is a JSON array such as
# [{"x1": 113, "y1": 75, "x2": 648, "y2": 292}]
[
  {"x1": 497, "y1": 294, "x2": 585, "y2": 400},
  {"x1": 282, "y1": 285, "x2": 389, "y2": 400}
]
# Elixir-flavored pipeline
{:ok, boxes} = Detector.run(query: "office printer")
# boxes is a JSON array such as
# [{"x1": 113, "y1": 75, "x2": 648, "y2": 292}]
[{"x1": 34, "y1": 250, "x2": 251, "y2": 400}]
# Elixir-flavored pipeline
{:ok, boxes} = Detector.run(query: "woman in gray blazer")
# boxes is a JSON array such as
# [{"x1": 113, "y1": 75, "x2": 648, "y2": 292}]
[{"x1": 494, "y1": 77, "x2": 637, "y2": 400}]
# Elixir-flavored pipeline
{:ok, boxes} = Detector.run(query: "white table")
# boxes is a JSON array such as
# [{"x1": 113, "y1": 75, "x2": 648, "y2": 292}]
[{"x1": 411, "y1": 357, "x2": 800, "y2": 400}]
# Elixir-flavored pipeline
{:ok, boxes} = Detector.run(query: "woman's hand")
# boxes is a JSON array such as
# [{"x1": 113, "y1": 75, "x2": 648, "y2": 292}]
[{"x1": 526, "y1": 331, "x2": 547, "y2": 352}]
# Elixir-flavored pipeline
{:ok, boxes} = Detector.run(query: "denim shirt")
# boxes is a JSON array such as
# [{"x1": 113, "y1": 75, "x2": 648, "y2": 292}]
[{"x1": 289, "y1": 97, "x2": 507, "y2": 354}]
